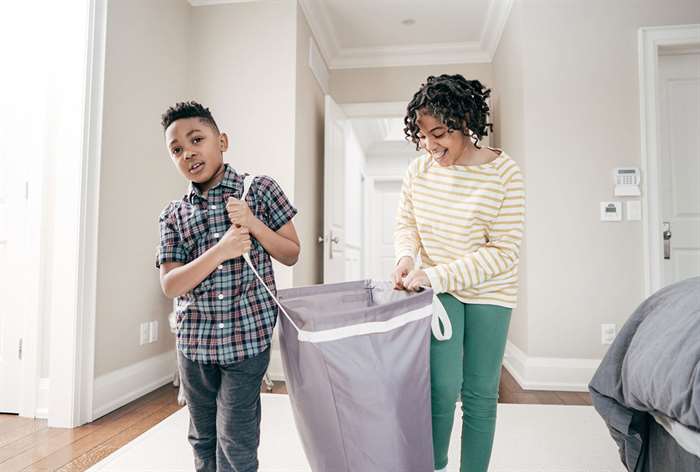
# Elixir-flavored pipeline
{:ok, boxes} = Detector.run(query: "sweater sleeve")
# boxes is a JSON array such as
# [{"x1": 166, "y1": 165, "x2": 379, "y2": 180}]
[
  {"x1": 424, "y1": 163, "x2": 525, "y2": 293},
  {"x1": 394, "y1": 162, "x2": 421, "y2": 264}
]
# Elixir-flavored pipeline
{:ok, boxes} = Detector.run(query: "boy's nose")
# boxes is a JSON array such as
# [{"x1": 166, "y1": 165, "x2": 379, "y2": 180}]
[{"x1": 184, "y1": 151, "x2": 194, "y2": 159}]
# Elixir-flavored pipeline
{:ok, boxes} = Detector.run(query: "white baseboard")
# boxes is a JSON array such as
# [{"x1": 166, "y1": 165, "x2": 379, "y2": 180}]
[
  {"x1": 93, "y1": 350, "x2": 176, "y2": 420},
  {"x1": 502, "y1": 341, "x2": 600, "y2": 392},
  {"x1": 35, "y1": 378, "x2": 50, "y2": 419},
  {"x1": 267, "y1": 345, "x2": 286, "y2": 381}
]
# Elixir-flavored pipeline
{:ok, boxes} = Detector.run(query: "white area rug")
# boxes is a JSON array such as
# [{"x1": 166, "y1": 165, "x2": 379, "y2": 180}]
[{"x1": 87, "y1": 394, "x2": 624, "y2": 472}]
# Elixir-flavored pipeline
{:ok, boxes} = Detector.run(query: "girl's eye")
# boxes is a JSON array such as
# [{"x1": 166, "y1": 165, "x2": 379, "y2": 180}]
[{"x1": 433, "y1": 133, "x2": 445, "y2": 139}]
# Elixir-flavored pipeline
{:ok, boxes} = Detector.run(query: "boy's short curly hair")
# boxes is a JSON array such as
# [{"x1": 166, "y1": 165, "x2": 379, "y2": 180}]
[
  {"x1": 160, "y1": 101, "x2": 219, "y2": 132},
  {"x1": 403, "y1": 74, "x2": 493, "y2": 150}
]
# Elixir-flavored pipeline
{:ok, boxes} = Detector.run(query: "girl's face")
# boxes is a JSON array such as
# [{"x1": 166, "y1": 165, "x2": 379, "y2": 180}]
[{"x1": 415, "y1": 111, "x2": 470, "y2": 167}]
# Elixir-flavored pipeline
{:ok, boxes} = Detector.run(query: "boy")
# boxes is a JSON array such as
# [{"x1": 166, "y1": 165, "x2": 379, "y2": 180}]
[{"x1": 156, "y1": 101, "x2": 300, "y2": 472}]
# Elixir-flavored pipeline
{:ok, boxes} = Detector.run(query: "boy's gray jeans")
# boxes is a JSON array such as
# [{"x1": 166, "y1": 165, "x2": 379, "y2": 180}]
[{"x1": 178, "y1": 348, "x2": 270, "y2": 472}]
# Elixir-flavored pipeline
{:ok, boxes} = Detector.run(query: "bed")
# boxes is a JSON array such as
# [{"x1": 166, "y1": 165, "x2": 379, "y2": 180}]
[{"x1": 589, "y1": 276, "x2": 700, "y2": 472}]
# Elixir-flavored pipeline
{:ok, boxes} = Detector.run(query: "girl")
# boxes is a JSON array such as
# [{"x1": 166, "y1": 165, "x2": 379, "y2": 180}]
[{"x1": 392, "y1": 74, "x2": 525, "y2": 472}]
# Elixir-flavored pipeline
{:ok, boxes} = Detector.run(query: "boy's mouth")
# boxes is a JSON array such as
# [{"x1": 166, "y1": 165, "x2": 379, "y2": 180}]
[{"x1": 189, "y1": 161, "x2": 204, "y2": 174}]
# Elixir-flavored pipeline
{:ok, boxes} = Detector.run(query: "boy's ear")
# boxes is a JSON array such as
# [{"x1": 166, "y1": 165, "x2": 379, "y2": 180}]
[{"x1": 218, "y1": 133, "x2": 229, "y2": 152}]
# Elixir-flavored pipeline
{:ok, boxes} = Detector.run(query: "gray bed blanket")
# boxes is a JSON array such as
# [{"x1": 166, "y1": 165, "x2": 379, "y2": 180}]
[{"x1": 589, "y1": 276, "x2": 700, "y2": 470}]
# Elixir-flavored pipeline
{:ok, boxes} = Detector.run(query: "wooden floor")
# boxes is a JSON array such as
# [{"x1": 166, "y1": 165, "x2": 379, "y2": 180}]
[{"x1": 0, "y1": 368, "x2": 591, "y2": 471}]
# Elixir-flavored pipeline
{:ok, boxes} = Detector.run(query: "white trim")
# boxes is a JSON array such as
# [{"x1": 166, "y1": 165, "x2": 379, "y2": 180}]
[
  {"x1": 299, "y1": 0, "x2": 512, "y2": 69},
  {"x1": 35, "y1": 378, "x2": 50, "y2": 419},
  {"x1": 188, "y1": 0, "x2": 264, "y2": 6},
  {"x1": 92, "y1": 350, "x2": 176, "y2": 420},
  {"x1": 638, "y1": 24, "x2": 700, "y2": 296},
  {"x1": 502, "y1": 341, "x2": 600, "y2": 392},
  {"x1": 330, "y1": 42, "x2": 491, "y2": 70},
  {"x1": 70, "y1": 0, "x2": 107, "y2": 427},
  {"x1": 341, "y1": 101, "x2": 406, "y2": 119},
  {"x1": 297, "y1": 304, "x2": 432, "y2": 343},
  {"x1": 480, "y1": 0, "x2": 514, "y2": 61},
  {"x1": 308, "y1": 37, "x2": 329, "y2": 94}
]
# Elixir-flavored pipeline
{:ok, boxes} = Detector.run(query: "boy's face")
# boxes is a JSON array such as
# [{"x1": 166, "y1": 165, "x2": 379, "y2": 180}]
[{"x1": 165, "y1": 117, "x2": 228, "y2": 184}]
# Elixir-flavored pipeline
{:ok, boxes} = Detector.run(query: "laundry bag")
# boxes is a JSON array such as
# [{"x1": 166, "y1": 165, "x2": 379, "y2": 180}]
[{"x1": 238, "y1": 176, "x2": 451, "y2": 471}]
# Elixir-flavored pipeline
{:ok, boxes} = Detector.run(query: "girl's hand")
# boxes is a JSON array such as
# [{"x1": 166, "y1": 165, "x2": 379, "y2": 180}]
[
  {"x1": 402, "y1": 269, "x2": 430, "y2": 291},
  {"x1": 226, "y1": 197, "x2": 254, "y2": 228},
  {"x1": 392, "y1": 257, "x2": 415, "y2": 289}
]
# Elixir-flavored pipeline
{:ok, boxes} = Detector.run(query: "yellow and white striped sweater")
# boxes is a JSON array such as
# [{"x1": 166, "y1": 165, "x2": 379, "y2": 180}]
[{"x1": 394, "y1": 151, "x2": 525, "y2": 308}]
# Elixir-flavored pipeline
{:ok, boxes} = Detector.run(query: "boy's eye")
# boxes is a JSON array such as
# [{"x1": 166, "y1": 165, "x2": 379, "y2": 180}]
[
  {"x1": 192, "y1": 137, "x2": 203, "y2": 144},
  {"x1": 172, "y1": 147, "x2": 182, "y2": 155}
]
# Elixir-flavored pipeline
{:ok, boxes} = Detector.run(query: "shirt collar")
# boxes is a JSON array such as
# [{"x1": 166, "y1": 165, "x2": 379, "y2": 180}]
[{"x1": 186, "y1": 164, "x2": 241, "y2": 203}]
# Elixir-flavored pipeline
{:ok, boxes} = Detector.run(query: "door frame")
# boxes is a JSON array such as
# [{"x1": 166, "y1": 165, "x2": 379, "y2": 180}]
[
  {"x1": 339, "y1": 101, "x2": 408, "y2": 280},
  {"x1": 638, "y1": 24, "x2": 700, "y2": 296}
]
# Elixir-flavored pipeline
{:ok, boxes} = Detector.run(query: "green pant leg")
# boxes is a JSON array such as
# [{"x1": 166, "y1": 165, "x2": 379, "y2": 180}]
[
  {"x1": 459, "y1": 303, "x2": 512, "y2": 472},
  {"x1": 429, "y1": 293, "x2": 465, "y2": 470}
]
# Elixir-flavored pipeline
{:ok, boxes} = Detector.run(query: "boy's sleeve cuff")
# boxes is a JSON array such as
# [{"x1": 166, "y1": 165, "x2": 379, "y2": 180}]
[{"x1": 424, "y1": 267, "x2": 445, "y2": 293}]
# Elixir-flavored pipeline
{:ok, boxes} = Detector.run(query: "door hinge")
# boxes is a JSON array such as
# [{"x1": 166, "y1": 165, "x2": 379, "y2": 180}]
[{"x1": 18, "y1": 338, "x2": 22, "y2": 360}]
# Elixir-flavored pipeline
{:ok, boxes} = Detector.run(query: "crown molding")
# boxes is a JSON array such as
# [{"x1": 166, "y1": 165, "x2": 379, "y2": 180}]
[{"x1": 193, "y1": 0, "x2": 513, "y2": 68}]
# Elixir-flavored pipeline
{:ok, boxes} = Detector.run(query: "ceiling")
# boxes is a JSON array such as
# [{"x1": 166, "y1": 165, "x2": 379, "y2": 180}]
[{"x1": 189, "y1": 0, "x2": 513, "y2": 69}]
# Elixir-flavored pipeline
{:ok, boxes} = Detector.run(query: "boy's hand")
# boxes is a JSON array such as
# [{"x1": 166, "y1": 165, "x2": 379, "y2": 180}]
[
  {"x1": 217, "y1": 226, "x2": 251, "y2": 261},
  {"x1": 227, "y1": 197, "x2": 254, "y2": 228},
  {"x1": 392, "y1": 256, "x2": 414, "y2": 290}
]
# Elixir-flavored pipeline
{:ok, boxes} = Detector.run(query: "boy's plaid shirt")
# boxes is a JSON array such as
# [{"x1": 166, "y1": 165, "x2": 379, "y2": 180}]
[{"x1": 157, "y1": 164, "x2": 297, "y2": 364}]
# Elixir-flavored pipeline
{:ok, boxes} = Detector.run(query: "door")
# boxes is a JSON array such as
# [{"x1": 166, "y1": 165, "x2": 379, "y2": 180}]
[
  {"x1": 658, "y1": 51, "x2": 700, "y2": 286},
  {"x1": 323, "y1": 95, "x2": 347, "y2": 283},
  {"x1": 367, "y1": 179, "x2": 403, "y2": 281},
  {"x1": 0, "y1": 122, "x2": 26, "y2": 414}
]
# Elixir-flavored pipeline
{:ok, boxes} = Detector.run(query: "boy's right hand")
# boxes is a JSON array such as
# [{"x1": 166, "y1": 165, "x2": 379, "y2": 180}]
[
  {"x1": 217, "y1": 226, "x2": 252, "y2": 261},
  {"x1": 392, "y1": 256, "x2": 414, "y2": 290}
]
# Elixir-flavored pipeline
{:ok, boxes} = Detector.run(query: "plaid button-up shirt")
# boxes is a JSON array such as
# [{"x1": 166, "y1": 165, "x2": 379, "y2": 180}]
[{"x1": 157, "y1": 164, "x2": 297, "y2": 364}]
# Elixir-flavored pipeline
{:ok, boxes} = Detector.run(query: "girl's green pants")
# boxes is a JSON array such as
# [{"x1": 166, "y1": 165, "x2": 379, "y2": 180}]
[{"x1": 431, "y1": 293, "x2": 512, "y2": 471}]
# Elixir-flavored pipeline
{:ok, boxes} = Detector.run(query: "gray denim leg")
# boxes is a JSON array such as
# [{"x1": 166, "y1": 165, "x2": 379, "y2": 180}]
[
  {"x1": 216, "y1": 348, "x2": 271, "y2": 472},
  {"x1": 178, "y1": 351, "x2": 220, "y2": 472}
]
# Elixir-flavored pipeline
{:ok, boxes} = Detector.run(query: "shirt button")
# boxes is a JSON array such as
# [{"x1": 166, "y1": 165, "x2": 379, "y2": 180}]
[
  {"x1": 210, "y1": 205, "x2": 217, "y2": 210},
  {"x1": 218, "y1": 323, "x2": 225, "y2": 329},
  {"x1": 213, "y1": 232, "x2": 220, "y2": 238},
  {"x1": 218, "y1": 264, "x2": 224, "y2": 270},
  {"x1": 218, "y1": 294, "x2": 224, "y2": 300}
]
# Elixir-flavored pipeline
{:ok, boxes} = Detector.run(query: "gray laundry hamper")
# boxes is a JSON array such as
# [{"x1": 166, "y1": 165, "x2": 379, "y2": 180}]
[
  {"x1": 275, "y1": 280, "x2": 447, "y2": 472},
  {"x1": 238, "y1": 176, "x2": 451, "y2": 471}
]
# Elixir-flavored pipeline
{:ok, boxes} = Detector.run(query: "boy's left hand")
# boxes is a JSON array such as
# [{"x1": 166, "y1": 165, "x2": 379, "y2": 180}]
[{"x1": 227, "y1": 197, "x2": 254, "y2": 228}]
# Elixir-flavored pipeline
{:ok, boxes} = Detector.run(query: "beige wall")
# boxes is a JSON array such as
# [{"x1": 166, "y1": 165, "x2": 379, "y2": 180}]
[
  {"x1": 293, "y1": 4, "x2": 325, "y2": 287},
  {"x1": 492, "y1": 1, "x2": 529, "y2": 353},
  {"x1": 494, "y1": 0, "x2": 700, "y2": 360},
  {"x1": 330, "y1": 63, "x2": 493, "y2": 104},
  {"x1": 189, "y1": 0, "x2": 298, "y2": 290},
  {"x1": 95, "y1": 0, "x2": 191, "y2": 377}
]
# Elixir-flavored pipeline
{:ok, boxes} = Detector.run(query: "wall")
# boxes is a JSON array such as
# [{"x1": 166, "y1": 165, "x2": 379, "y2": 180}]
[
  {"x1": 330, "y1": 63, "x2": 493, "y2": 104},
  {"x1": 189, "y1": 0, "x2": 298, "y2": 290},
  {"x1": 94, "y1": 0, "x2": 191, "y2": 378},
  {"x1": 494, "y1": 0, "x2": 700, "y2": 370},
  {"x1": 293, "y1": 3, "x2": 325, "y2": 287}
]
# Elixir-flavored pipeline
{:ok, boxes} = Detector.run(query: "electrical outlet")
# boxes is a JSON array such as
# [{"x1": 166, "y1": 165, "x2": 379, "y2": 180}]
[
  {"x1": 139, "y1": 322, "x2": 149, "y2": 346},
  {"x1": 149, "y1": 320, "x2": 159, "y2": 343},
  {"x1": 601, "y1": 324, "x2": 617, "y2": 345}
]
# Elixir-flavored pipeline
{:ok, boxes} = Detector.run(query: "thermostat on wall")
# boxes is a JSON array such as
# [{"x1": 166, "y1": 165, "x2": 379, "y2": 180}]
[
  {"x1": 600, "y1": 201, "x2": 622, "y2": 221},
  {"x1": 614, "y1": 167, "x2": 641, "y2": 196}
]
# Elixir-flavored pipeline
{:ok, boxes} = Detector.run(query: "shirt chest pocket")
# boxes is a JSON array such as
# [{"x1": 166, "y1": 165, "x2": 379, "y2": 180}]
[{"x1": 178, "y1": 207, "x2": 209, "y2": 258}]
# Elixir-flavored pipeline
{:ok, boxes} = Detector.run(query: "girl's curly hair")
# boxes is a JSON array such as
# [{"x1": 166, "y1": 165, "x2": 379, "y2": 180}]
[{"x1": 404, "y1": 74, "x2": 493, "y2": 150}]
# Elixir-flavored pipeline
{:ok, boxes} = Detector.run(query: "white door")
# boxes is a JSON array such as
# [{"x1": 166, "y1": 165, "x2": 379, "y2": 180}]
[
  {"x1": 367, "y1": 179, "x2": 403, "y2": 281},
  {"x1": 658, "y1": 52, "x2": 700, "y2": 286},
  {"x1": 0, "y1": 133, "x2": 26, "y2": 414},
  {"x1": 323, "y1": 95, "x2": 347, "y2": 283}
]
